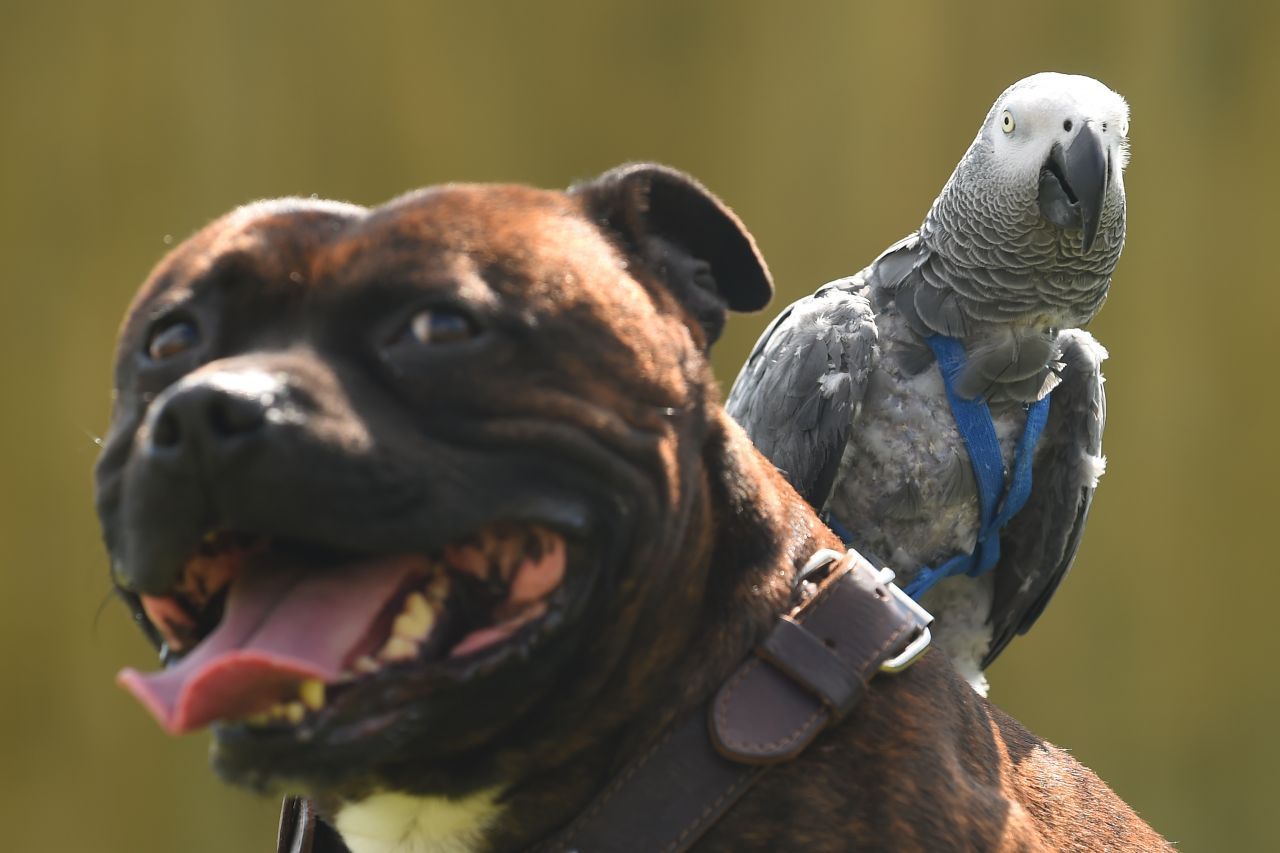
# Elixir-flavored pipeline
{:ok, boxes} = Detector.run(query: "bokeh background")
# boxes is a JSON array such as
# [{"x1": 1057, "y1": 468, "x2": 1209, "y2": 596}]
[{"x1": 2, "y1": 1, "x2": 1275, "y2": 849}]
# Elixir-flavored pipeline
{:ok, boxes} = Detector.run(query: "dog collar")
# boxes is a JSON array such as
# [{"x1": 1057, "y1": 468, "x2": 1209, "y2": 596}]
[{"x1": 276, "y1": 548, "x2": 932, "y2": 853}]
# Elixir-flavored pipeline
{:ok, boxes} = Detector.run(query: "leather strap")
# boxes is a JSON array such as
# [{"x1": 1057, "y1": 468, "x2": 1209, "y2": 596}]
[
  {"x1": 536, "y1": 710, "x2": 767, "y2": 853},
  {"x1": 711, "y1": 549, "x2": 926, "y2": 763},
  {"x1": 545, "y1": 548, "x2": 930, "y2": 851},
  {"x1": 276, "y1": 548, "x2": 931, "y2": 853}
]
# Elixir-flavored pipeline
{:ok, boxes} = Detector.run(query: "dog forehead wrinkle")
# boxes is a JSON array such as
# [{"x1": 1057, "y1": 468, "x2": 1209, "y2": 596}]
[
  {"x1": 359, "y1": 188, "x2": 691, "y2": 390},
  {"x1": 458, "y1": 204, "x2": 700, "y2": 396},
  {"x1": 126, "y1": 224, "x2": 316, "y2": 340},
  {"x1": 514, "y1": 215, "x2": 703, "y2": 387},
  {"x1": 323, "y1": 239, "x2": 497, "y2": 309}
]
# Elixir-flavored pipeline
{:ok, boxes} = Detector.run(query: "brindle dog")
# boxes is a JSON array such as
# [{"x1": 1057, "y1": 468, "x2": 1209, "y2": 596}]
[{"x1": 96, "y1": 164, "x2": 1170, "y2": 851}]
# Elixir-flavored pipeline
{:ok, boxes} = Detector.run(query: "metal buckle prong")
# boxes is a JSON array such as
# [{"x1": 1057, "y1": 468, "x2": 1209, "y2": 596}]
[
  {"x1": 872, "y1": 565, "x2": 934, "y2": 673},
  {"x1": 796, "y1": 548, "x2": 845, "y2": 585}
]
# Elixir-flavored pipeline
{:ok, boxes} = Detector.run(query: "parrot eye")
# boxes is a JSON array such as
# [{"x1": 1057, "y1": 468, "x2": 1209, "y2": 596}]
[{"x1": 1000, "y1": 110, "x2": 1015, "y2": 134}]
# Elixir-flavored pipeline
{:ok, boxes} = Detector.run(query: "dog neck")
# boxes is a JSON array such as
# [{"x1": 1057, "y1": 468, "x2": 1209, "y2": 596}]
[
  {"x1": 333, "y1": 789, "x2": 504, "y2": 853},
  {"x1": 328, "y1": 417, "x2": 840, "y2": 853}
]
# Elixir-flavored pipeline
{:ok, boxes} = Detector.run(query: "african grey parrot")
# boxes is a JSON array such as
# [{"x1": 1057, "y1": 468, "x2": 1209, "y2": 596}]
[{"x1": 727, "y1": 73, "x2": 1129, "y2": 694}]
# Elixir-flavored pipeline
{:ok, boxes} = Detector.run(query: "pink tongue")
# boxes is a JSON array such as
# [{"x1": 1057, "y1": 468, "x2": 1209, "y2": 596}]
[{"x1": 117, "y1": 555, "x2": 428, "y2": 734}]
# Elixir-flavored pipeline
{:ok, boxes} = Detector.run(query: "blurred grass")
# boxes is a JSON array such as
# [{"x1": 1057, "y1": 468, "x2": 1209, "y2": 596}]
[{"x1": 2, "y1": 1, "x2": 1276, "y2": 849}]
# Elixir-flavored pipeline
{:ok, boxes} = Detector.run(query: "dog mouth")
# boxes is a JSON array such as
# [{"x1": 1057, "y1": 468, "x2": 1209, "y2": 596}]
[{"x1": 116, "y1": 524, "x2": 570, "y2": 735}]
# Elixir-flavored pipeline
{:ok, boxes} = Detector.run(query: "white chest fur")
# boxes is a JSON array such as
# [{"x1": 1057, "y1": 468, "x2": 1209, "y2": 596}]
[{"x1": 334, "y1": 789, "x2": 504, "y2": 853}]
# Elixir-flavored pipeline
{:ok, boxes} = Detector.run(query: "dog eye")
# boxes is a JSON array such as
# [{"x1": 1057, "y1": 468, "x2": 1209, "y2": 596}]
[
  {"x1": 404, "y1": 308, "x2": 477, "y2": 345},
  {"x1": 146, "y1": 319, "x2": 200, "y2": 361}
]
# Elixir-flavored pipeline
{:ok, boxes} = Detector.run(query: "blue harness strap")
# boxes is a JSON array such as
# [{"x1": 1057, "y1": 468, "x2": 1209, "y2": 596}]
[{"x1": 876, "y1": 335, "x2": 1051, "y2": 600}]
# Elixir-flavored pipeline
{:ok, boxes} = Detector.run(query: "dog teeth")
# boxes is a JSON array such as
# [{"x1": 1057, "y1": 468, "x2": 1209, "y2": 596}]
[
  {"x1": 378, "y1": 635, "x2": 419, "y2": 662},
  {"x1": 393, "y1": 592, "x2": 435, "y2": 641},
  {"x1": 244, "y1": 698, "x2": 309, "y2": 727},
  {"x1": 239, "y1": 679, "x2": 329, "y2": 727},
  {"x1": 352, "y1": 655, "x2": 381, "y2": 673},
  {"x1": 299, "y1": 679, "x2": 325, "y2": 711},
  {"x1": 426, "y1": 570, "x2": 451, "y2": 603}
]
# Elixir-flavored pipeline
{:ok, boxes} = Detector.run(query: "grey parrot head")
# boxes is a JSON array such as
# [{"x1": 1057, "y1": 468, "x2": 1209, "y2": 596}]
[{"x1": 926, "y1": 72, "x2": 1130, "y2": 278}]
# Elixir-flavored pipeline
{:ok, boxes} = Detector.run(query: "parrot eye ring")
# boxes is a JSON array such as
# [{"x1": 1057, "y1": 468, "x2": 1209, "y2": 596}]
[{"x1": 1000, "y1": 110, "x2": 1015, "y2": 133}]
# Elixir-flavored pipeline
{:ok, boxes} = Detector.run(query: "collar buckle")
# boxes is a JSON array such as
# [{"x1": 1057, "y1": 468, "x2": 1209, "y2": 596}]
[
  {"x1": 794, "y1": 548, "x2": 932, "y2": 673},
  {"x1": 872, "y1": 565, "x2": 934, "y2": 672}
]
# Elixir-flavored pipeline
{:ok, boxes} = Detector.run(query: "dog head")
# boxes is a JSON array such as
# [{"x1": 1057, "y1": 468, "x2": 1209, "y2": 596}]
[{"x1": 96, "y1": 164, "x2": 773, "y2": 799}]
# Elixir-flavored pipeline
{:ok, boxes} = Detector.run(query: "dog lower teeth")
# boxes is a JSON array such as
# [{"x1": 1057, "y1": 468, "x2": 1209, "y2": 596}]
[
  {"x1": 244, "y1": 688, "x2": 322, "y2": 727},
  {"x1": 378, "y1": 635, "x2": 419, "y2": 662},
  {"x1": 299, "y1": 678, "x2": 325, "y2": 711},
  {"x1": 392, "y1": 592, "x2": 434, "y2": 641},
  {"x1": 352, "y1": 655, "x2": 380, "y2": 674}
]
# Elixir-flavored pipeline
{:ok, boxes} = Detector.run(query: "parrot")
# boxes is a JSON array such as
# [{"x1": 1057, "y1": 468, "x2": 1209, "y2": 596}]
[{"x1": 726, "y1": 72, "x2": 1129, "y2": 693}]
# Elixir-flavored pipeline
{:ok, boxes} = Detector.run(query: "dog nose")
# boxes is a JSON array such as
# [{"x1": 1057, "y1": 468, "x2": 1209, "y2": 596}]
[{"x1": 146, "y1": 370, "x2": 284, "y2": 458}]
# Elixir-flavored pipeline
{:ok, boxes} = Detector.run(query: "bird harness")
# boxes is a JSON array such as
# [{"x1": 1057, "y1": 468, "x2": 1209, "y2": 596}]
[{"x1": 826, "y1": 334, "x2": 1052, "y2": 602}]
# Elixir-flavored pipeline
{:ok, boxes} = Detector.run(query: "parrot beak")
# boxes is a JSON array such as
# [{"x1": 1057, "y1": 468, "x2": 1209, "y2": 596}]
[{"x1": 1038, "y1": 124, "x2": 1109, "y2": 253}]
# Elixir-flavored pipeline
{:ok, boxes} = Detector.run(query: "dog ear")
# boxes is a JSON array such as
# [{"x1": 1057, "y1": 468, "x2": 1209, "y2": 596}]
[{"x1": 572, "y1": 163, "x2": 773, "y2": 346}]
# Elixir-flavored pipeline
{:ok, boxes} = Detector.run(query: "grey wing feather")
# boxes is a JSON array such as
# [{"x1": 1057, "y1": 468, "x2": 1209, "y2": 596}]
[
  {"x1": 726, "y1": 277, "x2": 879, "y2": 510},
  {"x1": 982, "y1": 330, "x2": 1107, "y2": 668}
]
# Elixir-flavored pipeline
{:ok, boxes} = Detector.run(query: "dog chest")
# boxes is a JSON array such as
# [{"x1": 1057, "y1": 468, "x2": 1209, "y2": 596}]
[{"x1": 333, "y1": 789, "x2": 503, "y2": 853}]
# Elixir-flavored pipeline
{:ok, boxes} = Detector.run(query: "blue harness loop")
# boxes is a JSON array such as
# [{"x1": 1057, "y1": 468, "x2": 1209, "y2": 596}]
[{"x1": 829, "y1": 335, "x2": 1050, "y2": 601}]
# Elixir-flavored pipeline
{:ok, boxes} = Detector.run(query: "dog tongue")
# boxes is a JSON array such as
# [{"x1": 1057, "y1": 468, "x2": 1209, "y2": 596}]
[{"x1": 117, "y1": 555, "x2": 426, "y2": 734}]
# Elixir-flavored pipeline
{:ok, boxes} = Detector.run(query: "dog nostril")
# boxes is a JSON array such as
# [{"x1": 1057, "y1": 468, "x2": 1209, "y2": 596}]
[
  {"x1": 207, "y1": 393, "x2": 268, "y2": 437},
  {"x1": 151, "y1": 409, "x2": 182, "y2": 448},
  {"x1": 148, "y1": 384, "x2": 272, "y2": 453}
]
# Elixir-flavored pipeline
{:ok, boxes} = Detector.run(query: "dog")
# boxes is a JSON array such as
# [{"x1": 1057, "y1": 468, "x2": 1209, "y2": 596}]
[{"x1": 96, "y1": 163, "x2": 1170, "y2": 851}]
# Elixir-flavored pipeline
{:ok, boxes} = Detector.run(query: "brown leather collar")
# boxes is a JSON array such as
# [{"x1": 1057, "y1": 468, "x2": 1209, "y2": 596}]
[{"x1": 277, "y1": 548, "x2": 932, "y2": 853}]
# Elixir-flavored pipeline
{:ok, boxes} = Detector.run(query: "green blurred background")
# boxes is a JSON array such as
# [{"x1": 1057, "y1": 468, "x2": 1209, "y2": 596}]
[{"x1": 2, "y1": 0, "x2": 1274, "y2": 849}]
